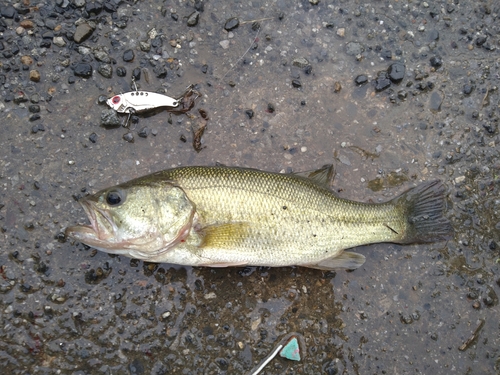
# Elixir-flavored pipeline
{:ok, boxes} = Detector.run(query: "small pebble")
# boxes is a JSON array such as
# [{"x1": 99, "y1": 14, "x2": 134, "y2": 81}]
[{"x1": 123, "y1": 132, "x2": 134, "y2": 143}]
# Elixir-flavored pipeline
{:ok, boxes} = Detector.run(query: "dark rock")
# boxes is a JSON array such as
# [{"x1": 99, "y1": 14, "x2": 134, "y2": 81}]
[
  {"x1": 89, "y1": 133, "x2": 98, "y2": 143},
  {"x1": 73, "y1": 63, "x2": 93, "y2": 78},
  {"x1": 171, "y1": 13, "x2": 178, "y2": 21},
  {"x1": 13, "y1": 91, "x2": 28, "y2": 104},
  {"x1": 373, "y1": 71, "x2": 391, "y2": 92},
  {"x1": 132, "y1": 67, "x2": 141, "y2": 81},
  {"x1": 151, "y1": 36, "x2": 162, "y2": 49},
  {"x1": 475, "y1": 36, "x2": 487, "y2": 46},
  {"x1": 429, "y1": 91, "x2": 442, "y2": 113},
  {"x1": 153, "y1": 64, "x2": 168, "y2": 78},
  {"x1": 101, "y1": 109, "x2": 121, "y2": 128},
  {"x1": 40, "y1": 39, "x2": 51, "y2": 48},
  {"x1": 430, "y1": 56, "x2": 442, "y2": 68},
  {"x1": 114, "y1": 18, "x2": 128, "y2": 29},
  {"x1": 354, "y1": 74, "x2": 368, "y2": 85},
  {"x1": 428, "y1": 29, "x2": 439, "y2": 41},
  {"x1": 31, "y1": 124, "x2": 41, "y2": 133},
  {"x1": 123, "y1": 49, "x2": 135, "y2": 62},
  {"x1": 98, "y1": 63, "x2": 112, "y2": 78},
  {"x1": 73, "y1": 23, "x2": 94, "y2": 43},
  {"x1": 387, "y1": 62, "x2": 405, "y2": 83},
  {"x1": 0, "y1": 5, "x2": 16, "y2": 19},
  {"x1": 138, "y1": 127, "x2": 149, "y2": 138},
  {"x1": 224, "y1": 17, "x2": 239, "y2": 31},
  {"x1": 29, "y1": 105, "x2": 40, "y2": 113},
  {"x1": 29, "y1": 114, "x2": 41, "y2": 122},
  {"x1": 489, "y1": 240, "x2": 497, "y2": 250},
  {"x1": 10, "y1": 44, "x2": 20, "y2": 56},
  {"x1": 85, "y1": 2, "x2": 103, "y2": 15},
  {"x1": 291, "y1": 79, "x2": 301, "y2": 88},
  {"x1": 194, "y1": 0, "x2": 204, "y2": 11},
  {"x1": 380, "y1": 49, "x2": 392, "y2": 59},
  {"x1": 201, "y1": 64, "x2": 208, "y2": 74},
  {"x1": 68, "y1": 76, "x2": 76, "y2": 84},
  {"x1": 463, "y1": 84, "x2": 474, "y2": 95},
  {"x1": 129, "y1": 359, "x2": 144, "y2": 375},
  {"x1": 397, "y1": 90, "x2": 407, "y2": 100},
  {"x1": 116, "y1": 66, "x2": 127, "y2": 77},
  {"x1": 123, "y1": 132, "x2": 134, "y2": 143},
  {"x1": 482, "y1": 122, "x2": 497, "y2": 135},
  {"x1": 103, "y1": 2, "x2": 117, "y2": 13},
  {"x1": 42, "y1": 31, "x2": 54, "y2": 39},
  {"x1": 304, "y1": 65, "x2": 312, "y2": 75},
  {"x1": 245, "y1": 109, "x2": 254, "y2": 119},
  {"x1": 187, "y1": 11, "x2": 200, "y2": 27}
]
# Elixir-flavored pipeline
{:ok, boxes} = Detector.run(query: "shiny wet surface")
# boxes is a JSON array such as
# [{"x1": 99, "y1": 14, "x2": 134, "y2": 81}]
[{"x1": 1, "y1": 0, "x2": 499, "y2": 374}]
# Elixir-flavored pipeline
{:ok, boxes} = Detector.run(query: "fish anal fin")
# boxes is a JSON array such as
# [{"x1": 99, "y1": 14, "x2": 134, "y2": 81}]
[
  {"x1": 302, "y1": 251, "x2": 366, "y2": 270},
  {"x1": 293, "y1": 164, "x2": 335, "y2": 189}
]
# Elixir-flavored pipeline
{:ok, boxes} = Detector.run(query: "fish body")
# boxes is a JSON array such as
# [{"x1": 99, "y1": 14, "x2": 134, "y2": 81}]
[{"x1": 65, "y1": 165, "x2": 452, "y2": 270}]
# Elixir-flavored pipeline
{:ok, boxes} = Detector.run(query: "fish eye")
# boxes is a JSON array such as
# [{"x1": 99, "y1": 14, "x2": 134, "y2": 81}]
[
  {"x1": 106, "y1": 190, "x2": 123, "y2": 206},
  {"x1": 112, "y1": 96, "x2": 121, "y2": 104}
]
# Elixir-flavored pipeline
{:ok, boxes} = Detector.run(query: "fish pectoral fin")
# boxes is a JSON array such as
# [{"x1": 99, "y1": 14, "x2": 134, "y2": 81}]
[
  {"x1": 199, "y1": 222, "x2": 251, "y2": 249},
  {"x1": 302, "y1": 251, "x2": 366, "y2": 270}
]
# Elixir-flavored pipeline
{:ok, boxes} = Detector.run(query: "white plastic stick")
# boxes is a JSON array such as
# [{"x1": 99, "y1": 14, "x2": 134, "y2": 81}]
[{"x1": 248, "y1": 344, "x2": 283, "y2": 375}]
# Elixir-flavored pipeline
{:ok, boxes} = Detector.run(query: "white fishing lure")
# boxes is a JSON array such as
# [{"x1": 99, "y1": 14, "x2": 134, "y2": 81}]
[{"x1": 106, "y1": 91, "x2": 179, "y2": 114}]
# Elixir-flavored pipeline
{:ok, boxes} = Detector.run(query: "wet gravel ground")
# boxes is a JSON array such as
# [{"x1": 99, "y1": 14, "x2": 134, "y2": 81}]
[{"x1": 1, "y1": 0, "x2": 499, "y2": 374}]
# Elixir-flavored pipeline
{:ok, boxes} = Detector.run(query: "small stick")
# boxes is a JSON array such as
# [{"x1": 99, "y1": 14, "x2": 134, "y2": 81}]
[
  {"x1": 458, "y1": 319, "x2": 485, "y2": 351},
  {"x1": 220, "y1": 26, "x2": 261, "y2": 81}
]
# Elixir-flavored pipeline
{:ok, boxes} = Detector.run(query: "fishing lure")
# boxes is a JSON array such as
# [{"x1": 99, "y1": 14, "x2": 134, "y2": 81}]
[
  {"x1": 106, "y1": 80, "x2": 200, "y2": 127},
  {"x1": 106, "y1": 90, "x2": 179, "y2": 114}
]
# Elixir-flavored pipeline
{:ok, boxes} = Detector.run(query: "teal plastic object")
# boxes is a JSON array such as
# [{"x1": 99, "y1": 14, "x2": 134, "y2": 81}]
[{"x1": 279, "y1": 336, "x2": 301, "y2": 361}]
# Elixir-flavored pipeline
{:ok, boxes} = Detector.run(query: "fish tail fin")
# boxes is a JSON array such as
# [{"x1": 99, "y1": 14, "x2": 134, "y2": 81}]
[{"x1": 394, "y1": 180, "x2": 453, "y2": 243}]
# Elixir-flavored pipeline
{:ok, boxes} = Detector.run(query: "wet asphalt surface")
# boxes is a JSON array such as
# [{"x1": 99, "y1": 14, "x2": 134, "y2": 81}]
[{"x1": 1, "y1": 0, "x2": 499, "y2": 374}]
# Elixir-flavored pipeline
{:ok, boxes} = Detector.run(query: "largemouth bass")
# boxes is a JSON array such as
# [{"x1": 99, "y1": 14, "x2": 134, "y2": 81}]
[{"x1": 65, "y1": 165, "x2": 452, "y2": 270}]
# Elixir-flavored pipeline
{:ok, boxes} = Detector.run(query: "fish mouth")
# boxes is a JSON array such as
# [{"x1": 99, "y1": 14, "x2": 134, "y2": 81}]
[{"x1": 65, "y1": 198, "x2": 119, "y2": 249}]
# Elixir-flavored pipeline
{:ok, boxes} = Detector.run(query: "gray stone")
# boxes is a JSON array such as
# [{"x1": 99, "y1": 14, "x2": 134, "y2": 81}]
[
  {"x1": 429, "y1": 91, "x2": 443, "y2": 113},
  {"x1": 98, "y1": 63, "x2": 113, "y2": 78},
  {"x1": 94, "y1": 50, "x2": 111, "y2": 63},
  {"x1": 53, "y1": 37, "x2": 66, "y2": 47},
  {"x1": 72, "y1": 0, "x2": 86, "y2": 7},
  {"x1": 101, "y1": 109, "x2": 122, "y2": 128},
  {"x1": 292, "y1": 57, "x2": 310, "y2": 68},
  {"x1": 187, "y1": 11, "x2": 199, "y2": 27},
  {"x1": 345, "y1": 42, "x2": 364, "y2": 56},
  {"x1": 73, "y1": 23, "x2": 94, "y2": 44}
]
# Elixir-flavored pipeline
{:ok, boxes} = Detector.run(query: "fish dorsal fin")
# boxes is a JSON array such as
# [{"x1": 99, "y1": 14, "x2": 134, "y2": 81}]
[
  {"x1": 199, "y1": 222, "x2": 252, "y2": 249},
  {"x1": 301, "y1": 251, "x2": 366, "y2": 270},
  {"x1": 293, "y1": 164, "x2": 335, "y2": 189}
]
